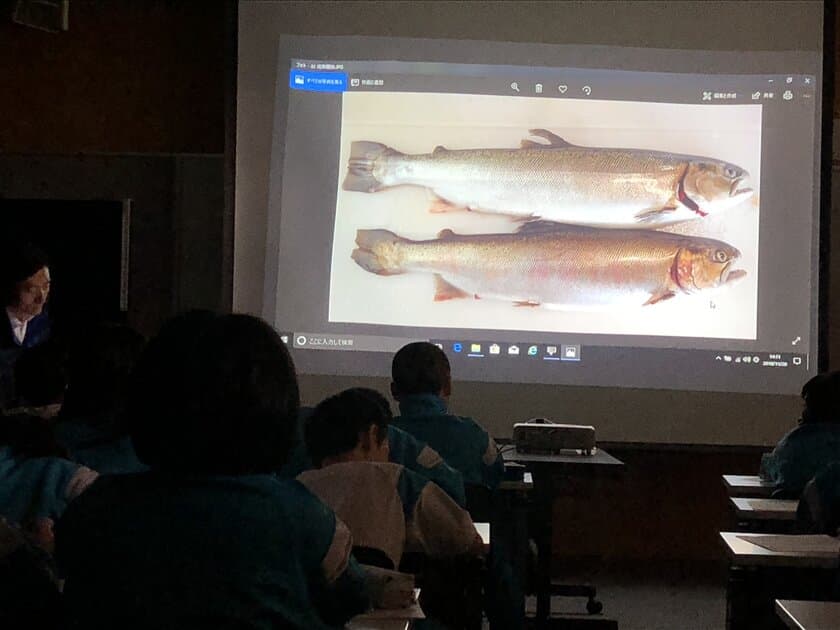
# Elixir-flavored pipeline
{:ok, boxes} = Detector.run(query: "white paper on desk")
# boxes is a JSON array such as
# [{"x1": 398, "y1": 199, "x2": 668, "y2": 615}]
[
  {"x1": 737, "y1": 534, "x2": 840, "y2": 554},
  {"x1": 743, "y1": 499, "x2": 797, "y2": 511}
]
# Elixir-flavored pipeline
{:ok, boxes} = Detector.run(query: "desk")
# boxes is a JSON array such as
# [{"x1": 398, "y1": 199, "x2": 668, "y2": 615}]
[
  {"x1": 730, "y1": 498, "x2": 799, "y2": 533},
  {"x1": 346, "y1": 621, "x2": 410, "y2": 630},
  {"x1": 775, "y1": 599, "x2": 840, "y2": 630},
  {"x1": 730, "y1": 498, "x2": 797, "y2": 522},
  {"x1": 721, "y1": 533, "x2": 840, "y2": 630},
  {"x1": 723, "y1": 474, "x2": 775, "y2": 498},
  {"x1": 348, "y1": 591, "x2": 425, "y2": 630},
  {"x1": 720, "y1": 532, "x2": 840, "y2": 569},
  {"x1": 475, "y1": 521, "x2": 490, "y2": 549},
  {"x1": 503, "y1": 447, "x2": 624, "y2": 629}
]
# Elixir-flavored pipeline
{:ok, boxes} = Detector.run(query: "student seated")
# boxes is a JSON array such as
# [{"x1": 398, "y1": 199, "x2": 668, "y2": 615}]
[
  {"x1": 56, "y1": 312, "x2": 369, "y2": 630},
  {"x1": 54, "y1": 323, "x2": 147, "y2": 474},
  {"x1": 298, "y1": 387, "x2": 484, "y2": 571},
  {"x1": 797, "y1": 462, "x2": 840, "y2": 535},
  {"x1": 391, "y1": 342, "x2": 504, "y2": 489},
  {"x1": 761, "y1": 371, "x2": 840, "y2": 498},
  {"x1": 281, "y1": 406, "x2": 466, "y2": 507}
]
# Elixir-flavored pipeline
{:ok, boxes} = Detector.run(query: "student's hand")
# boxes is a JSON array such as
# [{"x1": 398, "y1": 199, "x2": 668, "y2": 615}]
[
  {"x1": 24, "y1": 517, "x2": 55, "y2": 554},
  {"x1": 0, "y1": 517, "x2": 26, "y2": 559}
]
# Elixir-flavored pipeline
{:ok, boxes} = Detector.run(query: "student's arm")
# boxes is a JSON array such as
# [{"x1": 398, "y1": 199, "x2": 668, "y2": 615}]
[
  {"x1": 388, "y1": 425, "x2": 467, "y2": 507},
  {"x1": 416, "y1": 446, "x2": 467, "y2": 507},
  {"x1": 406, "y1": 480, "x2": 484, "y2": 560},
  {"x1": 478, "y1": 430, "x2": 505, "y2": 490},
  {"x1": 309, "y1": 506, "x2": 370, "y2": 625}
]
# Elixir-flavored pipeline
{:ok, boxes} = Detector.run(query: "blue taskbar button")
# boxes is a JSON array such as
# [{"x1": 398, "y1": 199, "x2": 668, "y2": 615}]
[
  {"x1": 452, "y1": 343, "x2": 463, "y2": 353},
  {"x1": 289, "y1": 70, "x2": 348, "y2": 92}
]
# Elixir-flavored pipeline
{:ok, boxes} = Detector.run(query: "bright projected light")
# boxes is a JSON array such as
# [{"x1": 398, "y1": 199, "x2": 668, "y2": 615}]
[{"x1": 259, "y1": 33, "x2": 825, "y2": 398}]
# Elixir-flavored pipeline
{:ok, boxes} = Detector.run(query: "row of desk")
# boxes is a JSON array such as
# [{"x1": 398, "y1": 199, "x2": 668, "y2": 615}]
[{"x1": 721, "y1": 474, "x2": 840, "y2": 630}]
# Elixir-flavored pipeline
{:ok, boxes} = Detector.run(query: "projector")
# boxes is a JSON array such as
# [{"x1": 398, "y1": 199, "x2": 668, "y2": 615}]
[{"x1": 513, "y1": 419, "x2": 596, "y2": 455}]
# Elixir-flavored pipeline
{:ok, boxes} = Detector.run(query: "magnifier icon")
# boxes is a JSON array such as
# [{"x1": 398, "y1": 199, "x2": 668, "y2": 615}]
[{"x1": 510, "y1": 82, "x2": 520, "y2": 92}]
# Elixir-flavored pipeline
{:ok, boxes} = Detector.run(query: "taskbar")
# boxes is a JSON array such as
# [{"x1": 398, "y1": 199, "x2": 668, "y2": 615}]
[{"x1": 281, "y1": 331, "x2": 809, "y2": 372}]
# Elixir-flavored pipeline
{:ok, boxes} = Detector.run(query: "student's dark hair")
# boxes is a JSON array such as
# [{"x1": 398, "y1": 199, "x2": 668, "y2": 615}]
[
  {"x1": 59, "y1": 323, "x2": 145, "y2": 432},
  {"x1": 127, "y1": 311, "x2": 300, "y2": 474},
  {"x1": 0, "y1": 241, "x2": 49, "y2": 308},
  {"x1": 800, "y1": 371, "x2": 840, "y2": 424},
  {"x1": 304, "y1": 387, "x2": 391, "y2": 467},
  {"x1": 391, "y1": 342, "x2": 450, "y2": 396},
  {"x1": 13, "y1": 341, "x2": 67, "y2": 407}
]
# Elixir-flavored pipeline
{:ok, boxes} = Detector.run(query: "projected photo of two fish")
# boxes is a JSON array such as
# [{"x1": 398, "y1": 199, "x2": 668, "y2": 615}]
[{"x1": 342, "y1": 128, "x2": 753, "y2": 309}]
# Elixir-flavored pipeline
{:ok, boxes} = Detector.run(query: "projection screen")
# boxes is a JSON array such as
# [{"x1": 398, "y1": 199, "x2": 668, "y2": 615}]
[{"x1": 236, "y1": 1, "x2": 830, "y2": 445}]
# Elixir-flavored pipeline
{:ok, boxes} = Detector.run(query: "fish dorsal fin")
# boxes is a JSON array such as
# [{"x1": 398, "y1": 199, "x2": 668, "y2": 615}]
[
  {"x1": 520, "y1": 139, "x2": 544, "y2": 149},
  {"x1": 515, "y1": 220, "x2": 569, "y2": 234},
  {"x1": 437, "y1": 228, "x2": 458, "y2": 239},
  {"x1": 433, "y1": 274, "x2": 470, "y2": 301},
  {"x1": 433, "y1": 145, "x2": 449, "y2": 155},
  {"x1": 528, "y1": 128, "x2": 574, "y2": 148}
]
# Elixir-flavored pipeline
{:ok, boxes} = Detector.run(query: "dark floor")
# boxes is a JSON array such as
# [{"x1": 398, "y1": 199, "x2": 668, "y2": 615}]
[{"x1": 518, "y1": 561, "x2": 728, "y2": 630}]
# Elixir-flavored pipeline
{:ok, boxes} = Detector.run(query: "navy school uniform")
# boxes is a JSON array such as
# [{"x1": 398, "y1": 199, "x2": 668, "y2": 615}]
[
  {"x1": 761, "y1": 422, "x2": 840, "y2": 498},
  {"x1": 0, "y1": 445, "x2": 97, "y2": 524},
  {"x1": 298, "y1": 461, "x2": 482, "y2": 570},
  {"x1": 393, "y1": 394, "x2": 505, "y2": 490},
  {"x1": 280, "y1": 407, "x2": 466, "y2": 507},
  {"x1": 56, "y1": 473, "x2": 369, "y2": 630}
]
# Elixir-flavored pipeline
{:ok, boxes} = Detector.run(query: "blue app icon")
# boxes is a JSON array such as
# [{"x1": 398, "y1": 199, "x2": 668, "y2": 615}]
[
  {"x1": 453, "y1": 343, "x2": 463, "y2": 353},
  {"x1": 527, "y1": 345, "x2": 539, "y2": 356}
]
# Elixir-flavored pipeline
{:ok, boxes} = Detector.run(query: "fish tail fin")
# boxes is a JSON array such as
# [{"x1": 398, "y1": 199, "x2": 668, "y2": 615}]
[
  {"x1": 352, "y1": 229, "x2": 406, "y2": 275},
  {"x1": 343, "y1": 141, "x2": 403, "y2": 192}
]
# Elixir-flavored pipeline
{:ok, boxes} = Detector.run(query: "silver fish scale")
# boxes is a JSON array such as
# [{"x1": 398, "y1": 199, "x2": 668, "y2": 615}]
[
  {"x1": 393, "y1": 148, "x2": 684, "y2": 221},
  {"x1": 397, "y1": 229, "x2": 693, "y2": 306}
]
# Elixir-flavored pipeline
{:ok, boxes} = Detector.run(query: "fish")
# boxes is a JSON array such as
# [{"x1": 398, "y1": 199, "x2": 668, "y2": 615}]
[
  {"x1": 351, "y1": 222, "x2": 746, "y2": 308},
  {"x1": 342, "y1": 129, "x2": 754, "y2": 227}
]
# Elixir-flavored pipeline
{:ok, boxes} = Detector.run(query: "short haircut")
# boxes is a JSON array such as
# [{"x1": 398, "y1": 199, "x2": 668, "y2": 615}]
[
  {"x1": 60, "y1": 323, "x2": 146, "y2": 431},
  {"x1": 801, "y1": 371, "x2": 840, "y2": 424},
  {"x1": 127, "y1": 311, "x2": 300, "y2": 475},
  {"x1": 13, "y1": 341, "x2": 67, "y2": 407},
  {"x1": 391, "y1": 342, "x2": 450, "y2": 396},
  {"x1": 0, "y1": 241, "x2": 49, "y2": 308},
  {"x1": 304, "y1": 387, "x2": 391, "y2": 467}
]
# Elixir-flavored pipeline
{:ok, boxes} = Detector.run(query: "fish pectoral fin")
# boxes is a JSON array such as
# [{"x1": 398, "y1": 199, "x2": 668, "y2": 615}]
[
  {"x1": 437, "y1": 228, "x2": 458, "y2": 239},
  {"x1": 433, "y1": 275, "x2": 471, "y2": 301},
  {"x1": 528, "y1": 128, "x2": 574, "y2": 147},
  {"x1": 644, "y1": 290, "x2": 675, "y2": 306},
  {"x1": 433, "y1": 145, "x2": 449, "y2": 155},
  {"x1": 428, "y1": 197, "x2": 463, "y2": 213},
  {"x1": 634, "y1": 206, "x2": 677, "y2": 223},
  {"x1": 514, "y1": 300, "x2": 541, "y2": 308}
]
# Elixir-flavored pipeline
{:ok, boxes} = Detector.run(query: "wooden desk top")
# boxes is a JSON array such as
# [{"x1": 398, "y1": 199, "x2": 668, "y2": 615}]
[
  {"x1": 730, "y1": 497, "x2": 798, "y2": 521},
  {"x1": 502, "y1": 447, "x2": 624, "y2": 469},
  {"x1": 723, "y1": 474, "x2": 775, "y2": 498},
  {"x1": 775, "y1": 599, "x2": 840, "y2": 630},
  {"x1": 720, "y1": 532, "x2": 840, "y2": 569}
]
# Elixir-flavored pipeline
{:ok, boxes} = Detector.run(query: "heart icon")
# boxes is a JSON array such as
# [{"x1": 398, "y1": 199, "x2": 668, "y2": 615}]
[{"x1": 558, "y1": 85, "x2": 567, "y2": 94}]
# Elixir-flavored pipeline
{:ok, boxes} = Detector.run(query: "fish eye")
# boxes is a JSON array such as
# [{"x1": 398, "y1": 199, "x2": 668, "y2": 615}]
[
  {"x1": 714, "y1": 249, "x2": 729, "y2": 263},
  {"x1": 724, "y1": 166, "x2": 739, "y2": 178}
]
